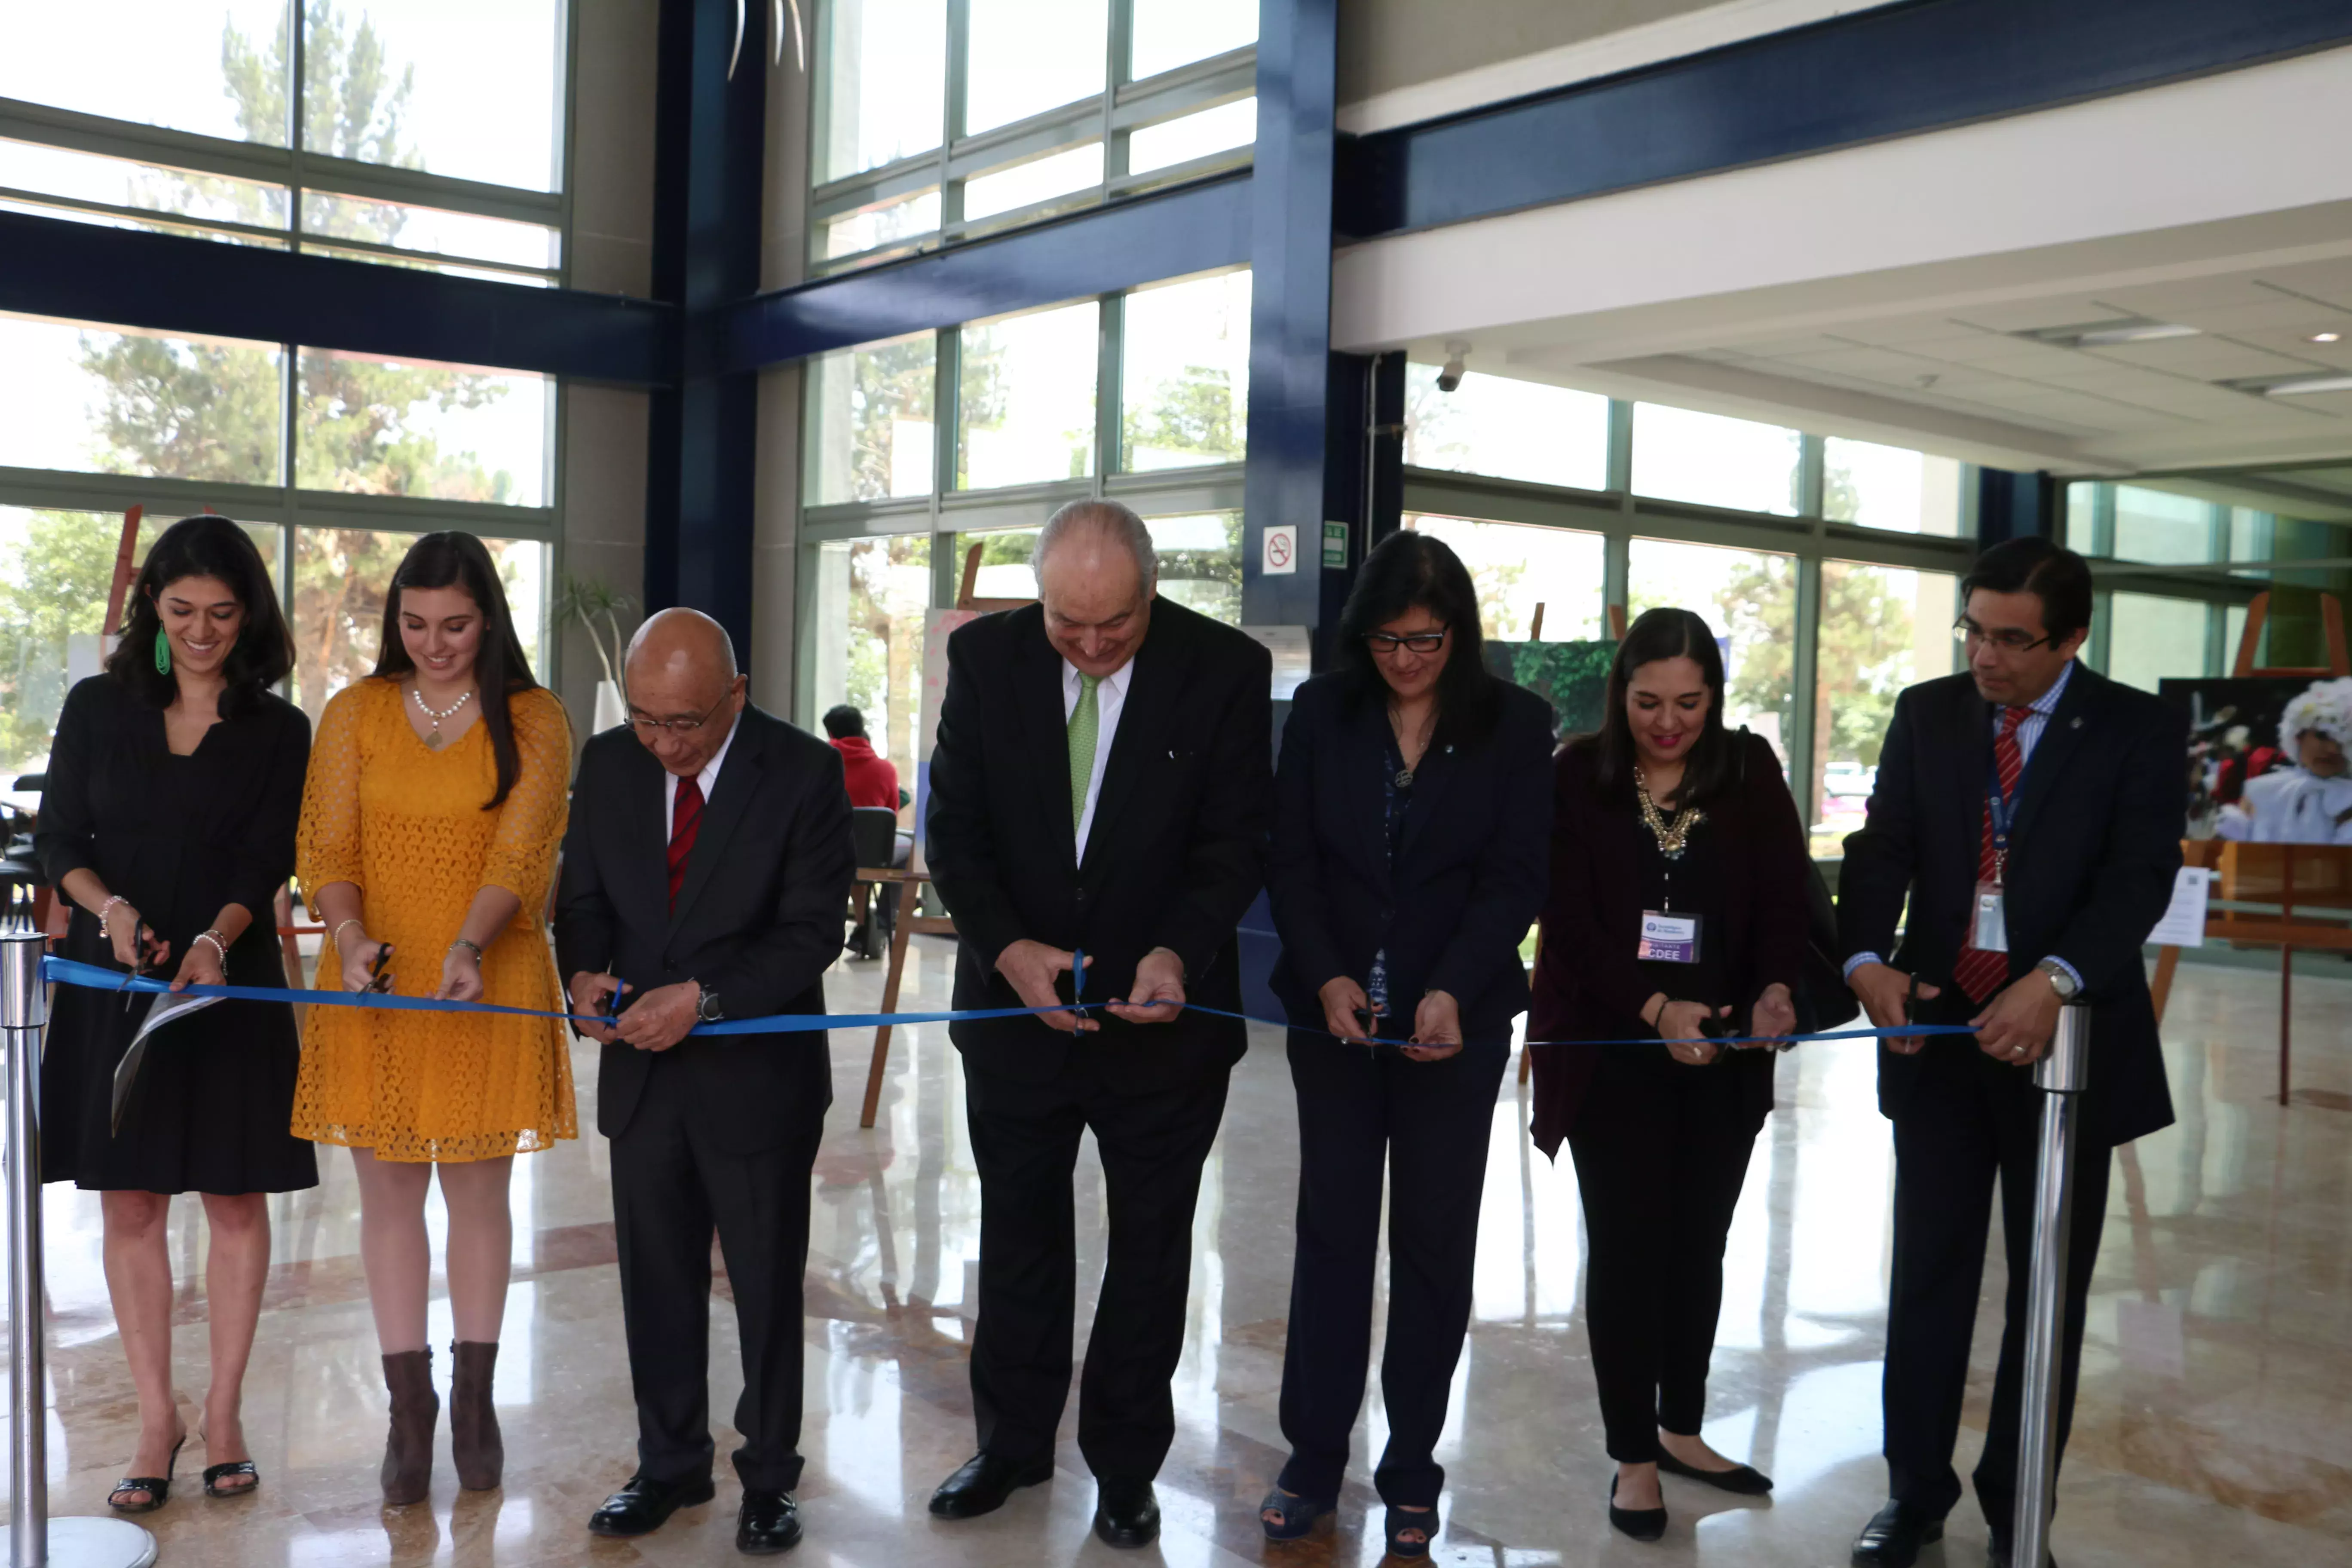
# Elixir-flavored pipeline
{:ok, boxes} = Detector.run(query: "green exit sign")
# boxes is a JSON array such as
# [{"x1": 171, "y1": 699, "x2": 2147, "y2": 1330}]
[{"x1": 1322, "y1": 521, "x2": 1348, "y2": 569}]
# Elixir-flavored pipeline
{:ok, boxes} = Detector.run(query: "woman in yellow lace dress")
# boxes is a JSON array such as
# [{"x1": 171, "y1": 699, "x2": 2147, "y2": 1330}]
[{"x1": 294, "y1": 531, "x2": 575, "y2": 1505}]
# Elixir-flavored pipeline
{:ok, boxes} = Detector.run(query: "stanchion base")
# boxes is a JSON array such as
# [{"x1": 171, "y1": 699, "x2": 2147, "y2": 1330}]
[{"x1": 32, "y1": 1516, "x2": 159, "y2": 1568}]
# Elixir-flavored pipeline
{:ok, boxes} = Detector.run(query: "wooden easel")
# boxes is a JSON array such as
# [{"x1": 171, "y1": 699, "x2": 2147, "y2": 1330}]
[{"x1": 2148, "y1": 591, "x2": 2352, "y2": 1106}]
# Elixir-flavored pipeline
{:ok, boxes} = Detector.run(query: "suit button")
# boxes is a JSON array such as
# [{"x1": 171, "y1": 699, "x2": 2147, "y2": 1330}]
[{"x1": 1075, "y1": 889, "x2": 1089, "y2": 906}]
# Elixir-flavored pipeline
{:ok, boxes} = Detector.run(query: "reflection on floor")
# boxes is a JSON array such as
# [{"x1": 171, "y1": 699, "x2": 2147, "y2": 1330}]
[{"x1": 7, "y1": 942, "x2": 2351, "y2": 1565}]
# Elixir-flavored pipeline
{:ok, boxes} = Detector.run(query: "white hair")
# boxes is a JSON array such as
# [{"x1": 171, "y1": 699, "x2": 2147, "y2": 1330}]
[
  {"x1": 1032, "y1": 499, "x2": 1157, "y2": 591},
  {"x1": 2282, "y1": 676, "x2": 2352, "y2": 754}
]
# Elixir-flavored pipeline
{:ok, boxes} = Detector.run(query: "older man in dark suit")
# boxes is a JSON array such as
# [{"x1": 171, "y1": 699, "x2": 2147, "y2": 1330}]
[
  {"x1": 922, "y1": 499, "x2": 1271, "y2": 1547},
  {"x1": 555, "y1": 608, "x2": 854, "y2": 1557},
  {"x1": 1838, "y1": 538, "x2": 2184, "y2": 1568}
]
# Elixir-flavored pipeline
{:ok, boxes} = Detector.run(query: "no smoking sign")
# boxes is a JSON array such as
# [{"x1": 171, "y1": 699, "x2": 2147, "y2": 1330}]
[{"x1": 1261, "y1": 523, "x2": 1298, "y2": 575}]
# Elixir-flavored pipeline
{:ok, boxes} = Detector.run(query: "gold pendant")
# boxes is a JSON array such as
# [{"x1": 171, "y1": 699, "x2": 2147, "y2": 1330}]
[{"x1": 425, "y1": 729, "x2": 444, "y2": 751}]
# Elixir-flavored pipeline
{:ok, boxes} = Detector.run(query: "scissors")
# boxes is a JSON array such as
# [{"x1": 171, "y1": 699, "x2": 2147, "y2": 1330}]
[
  {"x1": 116, "y1": 925, "x2": 168, "y2": 1012},
  {"x1": 362, "y1": 942, "x2": 396, "y2": 995}
]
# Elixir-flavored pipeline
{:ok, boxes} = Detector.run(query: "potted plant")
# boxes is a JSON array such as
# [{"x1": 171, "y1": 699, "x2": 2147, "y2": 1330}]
[{"x1": 554, "y1": 575, "x2": 638, "y2": 735}]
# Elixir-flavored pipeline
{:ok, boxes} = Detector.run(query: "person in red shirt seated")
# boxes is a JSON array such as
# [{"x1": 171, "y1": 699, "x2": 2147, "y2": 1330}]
[{"x1": 824, "y1": 706, "x2": 902, "y2": 811}]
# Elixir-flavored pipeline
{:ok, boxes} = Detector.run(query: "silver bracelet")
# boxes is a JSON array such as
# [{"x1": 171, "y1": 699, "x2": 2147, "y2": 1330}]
[
  {"x1": 448, "y1": 937, "x2": 484, "y2": 962},
  {"x1": 334, "y1": 918, "x2": 368, "y2": 949},
  {"x1": 98, "y1": 895, "x2": 130, "y2": 938},
  {"x1": 194, "y1": 929, "x2": 228, "y2": 963}
]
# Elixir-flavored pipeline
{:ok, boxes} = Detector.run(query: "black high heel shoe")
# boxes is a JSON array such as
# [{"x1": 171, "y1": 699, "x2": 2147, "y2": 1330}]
[
  {"x1": 1609, "y1": 1474, "x2": 1667, "y2": 1542},
  {"x1": 108, "y1": 1432, "x2": 186, "y2": 1513}
]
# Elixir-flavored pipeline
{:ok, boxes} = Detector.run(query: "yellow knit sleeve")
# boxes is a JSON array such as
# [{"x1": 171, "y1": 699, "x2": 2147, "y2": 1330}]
[
  {"x1": 480, "y1": 686, "x2": 573, "y2": 916},
  {"x1": 297, "y1": 683, "x2": 374, "y2": 896}
]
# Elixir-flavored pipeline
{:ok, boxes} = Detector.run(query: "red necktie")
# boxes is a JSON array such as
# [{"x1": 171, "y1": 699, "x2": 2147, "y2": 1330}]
[
  {"x1": 668, "y1": 775, "x2": 703, "y2": 911},
  {"x1": 1952, "y1": 705, "x2": 2032, "y2": 1003}
]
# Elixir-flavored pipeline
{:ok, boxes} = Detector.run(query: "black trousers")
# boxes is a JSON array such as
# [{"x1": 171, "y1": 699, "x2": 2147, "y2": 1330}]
[
  {"x1": 963, "y1": 1055, "x2": 1231, "y2": 1480},
  {"x1": 1884, "y1": 1027, "x2": 2112, "y2": 1524},
  {"x1": 1567, "y1": 1049, "x2": 1764, "y2": 1464},
  {"x1": 609, "y1": 1044, "x2": 829, "y2": 1492},
  {"x1": 1276, "y1": 1032, "x2": 1507, "y2": 1507}
]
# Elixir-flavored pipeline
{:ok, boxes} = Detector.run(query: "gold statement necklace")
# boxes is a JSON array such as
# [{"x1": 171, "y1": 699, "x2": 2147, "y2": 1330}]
[{"x1": 1634, "y1": 767, "x2": 1705, "y2": 860}]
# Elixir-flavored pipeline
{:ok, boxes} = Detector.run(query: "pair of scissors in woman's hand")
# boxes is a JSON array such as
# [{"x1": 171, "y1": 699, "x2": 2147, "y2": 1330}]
[
  {"x1": 362, "y1": 942, "x2": 397, "y2": 995},
  {"x1": 116, "y1": 928, "x2": 171, "y2": 1011}
]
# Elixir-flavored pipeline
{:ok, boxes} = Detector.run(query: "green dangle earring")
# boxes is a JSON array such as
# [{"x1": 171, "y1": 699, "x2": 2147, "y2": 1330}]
[{"x1": 153, "y1": 626, "x2": 171, "y2": 675}]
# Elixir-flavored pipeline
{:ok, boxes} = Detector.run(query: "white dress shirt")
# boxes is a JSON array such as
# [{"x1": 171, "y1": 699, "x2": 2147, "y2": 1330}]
[
  {"x1": 664, "y1": 716, "x2": 738, "y2": 841},
  {"x1": 1063, "y1": 657, "x2": 1133, "y2": 860}
]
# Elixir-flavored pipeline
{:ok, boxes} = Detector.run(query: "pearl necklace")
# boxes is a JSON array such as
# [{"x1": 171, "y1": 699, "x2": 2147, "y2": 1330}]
[
  {"x1": 1634, "y1": 768, "x2": 1705, "y2": 860},
  {"x1": 410, "y1": 683, "x2": 474, "y2": 750}
]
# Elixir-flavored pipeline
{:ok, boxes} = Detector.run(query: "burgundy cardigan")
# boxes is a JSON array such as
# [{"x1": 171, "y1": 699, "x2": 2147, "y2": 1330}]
[{"x1": 1527, "y1": 732, "x2": 1813, "y2": 1155}]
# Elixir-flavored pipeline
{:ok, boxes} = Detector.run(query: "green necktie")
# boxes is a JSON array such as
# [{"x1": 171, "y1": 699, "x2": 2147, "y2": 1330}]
[{"x1": 1068, "y1": 672, "x2": 1102, "y2": 835}]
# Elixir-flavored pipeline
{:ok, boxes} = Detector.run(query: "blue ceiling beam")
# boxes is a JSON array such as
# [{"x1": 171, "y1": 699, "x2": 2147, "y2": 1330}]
[
  {"x1": 0, "y1": 209, "x2": 675, "y2": 385},
  {"x1": 712, "y1": 172, "x2": 1250, "y2": 374},
  {"x1": 1340, "y1": 0, "x2": 2352, "y2": 238}
]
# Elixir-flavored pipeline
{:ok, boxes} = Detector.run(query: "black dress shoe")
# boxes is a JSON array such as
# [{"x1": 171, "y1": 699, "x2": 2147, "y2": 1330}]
[
  {"x1": 928, "y1": 1452, "x2": 1054, "y2": 1519},
  {"x1": 1657, "y1": 1450, "x2": 1774, "y2": 1494},
  {"x1": 588, "y1": 1473, "x2": 717, "y2": 1537},
  {"x1": 1608, "y1": 1476, "x2": 1667, "y2": 1542},
  {"x1": 737, "y1": 1488, "x2": 802, "y2": 1555},
  {"x1": 1093, "y1": 1476, "x2": 1160, "y2": 1547},
  {"x1": 1852, "y1": 1499, "x2": 1944, "y2": 1567}
]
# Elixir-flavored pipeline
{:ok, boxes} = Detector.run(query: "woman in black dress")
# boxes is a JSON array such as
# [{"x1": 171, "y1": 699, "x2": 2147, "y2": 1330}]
[
  {"x1": 1259, "y1": 533, "x2": 1555, "y2": 1558},
  {"x1": 1527, "y1": 608, "x2": 1812, "y2": 1541},
  {"x1": 38, "y1": 515, "x2": 316, "y2": 1511}
]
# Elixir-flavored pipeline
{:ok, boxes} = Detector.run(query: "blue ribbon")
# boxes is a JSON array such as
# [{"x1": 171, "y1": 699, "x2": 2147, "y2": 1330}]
[{"x1": 42, "y1": 954, "x2": 1981, "y2": 1050}]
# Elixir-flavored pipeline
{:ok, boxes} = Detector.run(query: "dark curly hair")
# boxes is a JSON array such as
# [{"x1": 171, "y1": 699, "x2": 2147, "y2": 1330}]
[
  {"x1": 370, "y1": 532, "x2": 541, "y2": 810},
  {"x1": 104, "y1": 515, "x2": 294, "y2": 715},
  {"x1": 1334, "y1": 530, "x2": 1500, "y2": 743}
]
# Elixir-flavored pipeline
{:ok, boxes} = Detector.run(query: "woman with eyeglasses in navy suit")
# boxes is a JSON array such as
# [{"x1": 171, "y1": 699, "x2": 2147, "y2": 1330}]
[{"x1": 1256, "y1": 531, "x2": 1554, "y2": 1560}]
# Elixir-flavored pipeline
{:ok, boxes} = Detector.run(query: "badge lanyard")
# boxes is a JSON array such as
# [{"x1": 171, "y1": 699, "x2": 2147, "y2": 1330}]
[{"x1": 1973, "y1": 715, "x2": 2037, "y2": 955}]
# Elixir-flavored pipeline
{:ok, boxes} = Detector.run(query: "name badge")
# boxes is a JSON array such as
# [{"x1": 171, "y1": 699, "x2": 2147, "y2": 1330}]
[
  {"x1": 1638, "y1": 910, "x2": 1703, "y2": 964},
  {"x1": 1972, "y1": 880, "x2": 2009, "y2": 953}
]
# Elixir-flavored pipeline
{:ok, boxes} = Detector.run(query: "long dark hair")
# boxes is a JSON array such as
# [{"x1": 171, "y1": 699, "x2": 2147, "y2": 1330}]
[
  {"x1": 1335, "y1": 530, "x2": 1499, "y2": 741},
  {"x1": 1586, "y1": 606, "x2": 1738, "y2": 809},
  {"x1": 105, "y1": 515, "x2": 294, "y2": 716},
  {"x1": 371, "y1": 531, "x2": 539, "y2": 809}
]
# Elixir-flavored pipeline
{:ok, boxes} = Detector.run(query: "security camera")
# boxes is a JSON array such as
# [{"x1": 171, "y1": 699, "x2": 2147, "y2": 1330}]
[{"x1": 1436, "y1": 342, "x2": 1470, "y2": 393}]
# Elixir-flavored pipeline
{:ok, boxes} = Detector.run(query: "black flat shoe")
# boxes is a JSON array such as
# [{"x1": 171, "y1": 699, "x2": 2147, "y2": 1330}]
[
  {"x1": 1852, "y1": 1499, "x2": 1944, "y2": 1567},
  {"x1": 1608, "y1": 1475, "x2": 1666, "y2": 1542},
  {"x1": 737, "y1": 1488, "x2": 802, "y2": 1555},
  {"x1": 107, "y1": 1433, "x2": 187, "y2": 1513},
  {"x1": 588, "y1": 1473, "x2": 718, "y2": 1537},
  {"x1": 929, "y1": 1451, "x2": 1054, "y2": 1519},
  {"x1": 1093, "y1": 1476, "x2": 1159, "y2": 1547},
  {"x1": 1657, "y1": 1450, "x2": 1774, "y2": 1494}
]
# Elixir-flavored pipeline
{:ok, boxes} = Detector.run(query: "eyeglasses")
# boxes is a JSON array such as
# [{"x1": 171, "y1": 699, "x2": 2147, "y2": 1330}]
[
  {"x1": 1366, "y1": 628, "x2": 1449, "y2": 655},
  {"x1": 628, "y1": 690, "x2": 731, "y2": 737},
  {"x1": 1952, "y1": 618, "x2": 2058, "y2": 654}
]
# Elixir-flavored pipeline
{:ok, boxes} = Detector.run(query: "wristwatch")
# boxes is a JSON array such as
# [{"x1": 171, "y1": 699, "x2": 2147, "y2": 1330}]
[
  {"x1": 2035, "y1": 959, "x2": 2080, "y2": 1001},
  {"x1": 694, "y1": 985, "x2": 724, "y2": 1023}
]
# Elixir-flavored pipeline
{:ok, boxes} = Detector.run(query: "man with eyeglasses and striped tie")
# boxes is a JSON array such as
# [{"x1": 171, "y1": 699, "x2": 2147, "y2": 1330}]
[
  {"x1": 924, "y1": 498, "x2": 1271, "y2": 1547},
  {"x1": 1837, "y1": 537, "x2": 2184, "y2": 1568},
  {"x1": 555, "y1": 607, "x2": 854, "y2": 1556}
]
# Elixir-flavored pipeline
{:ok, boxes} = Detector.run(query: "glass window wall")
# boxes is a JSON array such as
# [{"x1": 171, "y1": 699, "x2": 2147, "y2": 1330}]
[
  {"x1": 0, "y1": 314, "x2": 287, "y2": 486},
  {"x1": 303, "y1": 0, "x2": 567, "y2": 193},
  {"x1": 0, "y1": 2, "x2": 294, "y2": 144},
  {"x1": 1406, "y1": 516, "x2": 1605, "y2": 641},
  {"x1": 962, "y1": 144, "x2": 1106, "y2": 222},
  {"x1": 1812, "y1": 564, "x2": 1957, "y2": 856},
  {"x1": 817, "y1": 0, "x2": 949, "y2": 181},
  {"x1": 964, "y1": 0, "x2": 1107, "y2": 135},
  {"x1": 1121, "y1": 271, "x2": 1250, "y2": 472},
  {"x1": 1824, "y1": 438, "x2": 1963, "y2": 535},
  {"x1": 1406, "y1": 367, "x2": 1609, "y2": 491},
  {"x1": 2112, "y1": 485, "x2": 2216, "y2": 564},
  {"x1": 1131, "y1": 0, "x2": 1259, "y2": 77},
  {"x1": 2105, "y1": 592, "x2": 2210, "y2": 693},
  {"x1": 957, "y1": 302, "x2": 1100, "y2": 490},
  {"x1": 1129, "y1": 100, "x2": 1258, "y2": 175},
  {"x1": 811, "y1": 534, "x2": 933, "y2": 823},
  {"x1": 1633, "y1": 404, "x2": 1801, "y2": 515},
  {"x1": 1629, "y1": 539, "x2": 1799, "y2": 766},
  {"x1": 295, "y1": 352, "x2": 551, "y2": 507},
  {"x1": 805, "y1": 334, "x2": 939, "y2": 505}
]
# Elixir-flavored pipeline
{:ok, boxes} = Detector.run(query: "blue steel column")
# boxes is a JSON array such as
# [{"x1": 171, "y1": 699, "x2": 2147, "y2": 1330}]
[
  {"x1": 1242, "y1": 0, "x2": 1344, "y2": 658},
  {"x1": 645, "y1": 0, "x2": 766, "y2": 660},
  {"x1": 1975, "y1": 466, "x2": 2058, "y2": 547}
]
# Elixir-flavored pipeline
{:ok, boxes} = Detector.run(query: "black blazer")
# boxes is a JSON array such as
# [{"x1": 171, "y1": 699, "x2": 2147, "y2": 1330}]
[
  {"x1": 1266, "y1": 671, "x2": 1554, "y2": 1043},
  {"x1": 1527, "y1": 731, "x2": 1812, "y2": 1155},
  {"x1": 553, "y1": 704, "x2": 856, "y2": 1152},
  {"x1": 1838, "y1": 665, "x2": 2184, "y2": 1147},
  {"x1": 924, "y1": 597, "x2": 1272, "y2": 1091}
]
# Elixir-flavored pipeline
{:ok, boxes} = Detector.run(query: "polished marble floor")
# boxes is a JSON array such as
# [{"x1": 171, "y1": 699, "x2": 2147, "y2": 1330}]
[{"x1": 6, "y1": 940, "x2": 2352, "y2": 1566}]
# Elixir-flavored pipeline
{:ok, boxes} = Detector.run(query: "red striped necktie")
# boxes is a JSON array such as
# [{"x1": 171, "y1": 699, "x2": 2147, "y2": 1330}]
[
  {"x1": 668, "y1": 775, "x2": 703, "y2": 911},
  {"x1": 1952, "y1": 704, "x2": 2032, "y2": 1003}
]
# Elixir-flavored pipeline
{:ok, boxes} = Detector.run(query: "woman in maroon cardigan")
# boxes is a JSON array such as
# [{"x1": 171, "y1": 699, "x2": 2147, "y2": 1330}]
[{"x1": 1528, "y1": 607, "x2": 1812, "y2": 1542}]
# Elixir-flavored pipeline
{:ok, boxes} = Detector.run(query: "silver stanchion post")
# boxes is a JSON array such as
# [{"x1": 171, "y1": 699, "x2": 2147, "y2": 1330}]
[
  {"x1": 2010, "y1": 1001, "x2": 2090, "y2": 1568},
  {"x1": 2, "y1": 902, "x2": 156, "y2": 1568}
]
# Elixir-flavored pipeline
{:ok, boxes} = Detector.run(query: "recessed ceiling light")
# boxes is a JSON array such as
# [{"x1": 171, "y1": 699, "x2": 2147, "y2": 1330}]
[
  {"x1": 2263, "y1": 372, "x2": 2352, "y2": 396},
  {"x1": 2312, "y1": 331, "x2": 2345, "y2": 344},
  {"x1": 2022, "y1": 319, "x2": 2202, "y2": 348}
]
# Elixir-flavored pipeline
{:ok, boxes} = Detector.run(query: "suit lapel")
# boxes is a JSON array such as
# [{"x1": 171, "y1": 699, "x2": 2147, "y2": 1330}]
[
  {"x1": 1080, "y1": 616, "x2": 1191, "y2": 877},
  {"x1": 1015, "y1": 616, "x2": 1078, "y2": 867},
  {"x1": 619, "y1": 744, "x2": 671, "y2": 926},
  {"x1": 1940, "y1": 678, "x2": 1994, "y2": 870},
  {"x1": 668, "y1": 714, "x2": 764, "y2": 933},
  {"x1": 2008, "y1": 664, "x2": 2095, "y2": 847}
]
